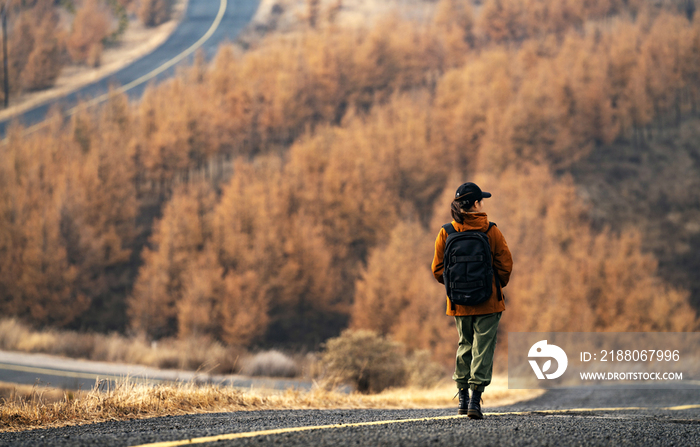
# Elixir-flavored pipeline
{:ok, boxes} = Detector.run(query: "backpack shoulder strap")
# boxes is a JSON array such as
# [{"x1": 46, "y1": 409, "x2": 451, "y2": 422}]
[
  {"x1": 485, "y1": 221, "x2": 503, "y2": 301},
  {"x1": 442, "y1": 223, "x2": 457, "y2": 311},
  {"x1": 442, "y1": 223, "x2": 457, "y2": 235}
]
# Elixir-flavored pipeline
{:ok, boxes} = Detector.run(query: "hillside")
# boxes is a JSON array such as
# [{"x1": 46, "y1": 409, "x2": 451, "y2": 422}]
[
  {"x1": 571, "y1": 117, "x2": 700, "y2": 310},
  {"x1": 0, "y1": 0, "x2": 698, "y2": 365}
]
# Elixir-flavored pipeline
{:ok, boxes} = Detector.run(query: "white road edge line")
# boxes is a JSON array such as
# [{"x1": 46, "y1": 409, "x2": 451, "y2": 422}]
[{"x1": 0, "y1": 362, "x2": 162, "y2": 383}]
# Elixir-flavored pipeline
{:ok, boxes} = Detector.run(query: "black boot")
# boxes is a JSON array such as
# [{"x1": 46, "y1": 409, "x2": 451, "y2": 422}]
[
  {"x1": 458, "y1": 388, "x2": 469, "y2": 415},
  {"x1": 467, "y1": 388, "x2": 483, "y2": 419}
]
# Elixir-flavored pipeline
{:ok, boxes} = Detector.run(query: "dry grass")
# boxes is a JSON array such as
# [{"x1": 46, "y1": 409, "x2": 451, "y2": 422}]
[
  {"x1": 240, "y1": 350, "x2": 299, "y2": 378},
  {"x1": 0, "y1": 375, "x2": 542, "y2": 433},
  {"x1": 0, "y1": 382, "x2": 67, "y2": 406}
]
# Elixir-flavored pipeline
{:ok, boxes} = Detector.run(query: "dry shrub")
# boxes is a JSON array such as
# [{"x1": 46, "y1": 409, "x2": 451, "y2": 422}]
[
  {"x1": 90, "y1": 333, "x2": 155, "y2": 364},
  {"x1": 0, "y1": 319, "x2": 31, "y2": 350},
  {"x1": 321, "y1": 331, "x2": 448, "y2": 392},
  {"x1": 154, "y1": 337, "x2": 240, "y2": 374},
  {"x1": 240, "y1": 350, "x2": 298, "y2": 378},
  {"x1": 321, "y1": 330, "x2": 407, "y2": 393},
  {"x1": 0, "y1": 319, "x2": 61, "y2": 354},
  {"x1": 16, "y1": 331, "x2": 58, "y2": 353},
  {"x1": 49, "y1": 332, "x2": 97, "y2": 358},
  {"x1": 135, "y1": 337, "x2": 241, "y2": 374}
]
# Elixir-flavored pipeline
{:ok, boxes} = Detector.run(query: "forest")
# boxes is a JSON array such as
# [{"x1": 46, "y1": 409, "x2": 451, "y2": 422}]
[{"x1": 0, "y1": 0, "x2": 698, "y2": 365}]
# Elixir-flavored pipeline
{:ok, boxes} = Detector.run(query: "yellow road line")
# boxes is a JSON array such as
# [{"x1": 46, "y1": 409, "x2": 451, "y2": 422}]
[
  {"x1": 130, "y1": 405, "x2": 700, "y2": 447},
  {"x1": 662, "y1": 404, "x2": 700, "y2": 410},
  {"x1": 0, "y1": 362, "x2": 162, "y2": 384},
  {"x1": 132, "y1": 415, "x2": 472, "y2": 447},
  {"x1": 529, "y1": 406, "x2": 645, "y2": 413},
  {"x1": 14, "y1": 0, "x2": 228, "y2": 138}
]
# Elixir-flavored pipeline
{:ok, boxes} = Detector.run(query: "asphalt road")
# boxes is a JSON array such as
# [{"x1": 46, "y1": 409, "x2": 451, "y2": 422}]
[
  {"x1": 0, "y1": 387, "x2": 698, "y2": 446},
  {"x1": 0, "y1": 0, "x2": 260, "y2": 138}
]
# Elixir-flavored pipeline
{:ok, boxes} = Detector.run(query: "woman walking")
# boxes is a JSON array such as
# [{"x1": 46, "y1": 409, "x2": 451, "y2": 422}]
[{"x1": 431, "y1": 182, "x2": 513, "y2": 419}]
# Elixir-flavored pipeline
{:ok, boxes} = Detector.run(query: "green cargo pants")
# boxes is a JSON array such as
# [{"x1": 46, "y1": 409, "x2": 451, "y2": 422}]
[{"x1": 453, "y1": 312, "x2": 501, "y2": 392}]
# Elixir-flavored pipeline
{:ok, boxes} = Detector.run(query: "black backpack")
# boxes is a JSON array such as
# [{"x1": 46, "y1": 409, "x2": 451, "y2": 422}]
[{"x1": 442, "y1": 222, "x2": 502, "y2": 309}]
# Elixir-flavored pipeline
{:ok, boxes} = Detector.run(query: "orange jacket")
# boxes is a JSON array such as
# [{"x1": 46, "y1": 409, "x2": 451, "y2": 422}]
[{"x1": 431, "y1": 212, "x2": 513, "y2": 316}]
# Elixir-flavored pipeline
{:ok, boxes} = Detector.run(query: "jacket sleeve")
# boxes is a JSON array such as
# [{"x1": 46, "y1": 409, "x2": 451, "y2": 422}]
[
  {"x1": 431, "y1": 228, "x2": 447, "y2": 284},
  {"x1": 491, "y1": 226, "x2": 513, "y2": 287}
]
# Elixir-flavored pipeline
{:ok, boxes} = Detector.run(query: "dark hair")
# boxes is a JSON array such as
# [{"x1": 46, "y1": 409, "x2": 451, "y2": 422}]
[{"x1": 451, "y1": 200, "x2": 471, "y2": 224}]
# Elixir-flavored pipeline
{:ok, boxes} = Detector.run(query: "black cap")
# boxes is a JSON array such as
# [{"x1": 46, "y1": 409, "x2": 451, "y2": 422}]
[{"x1": 454, "y1": 182, "x2": 491, "y2": 202}]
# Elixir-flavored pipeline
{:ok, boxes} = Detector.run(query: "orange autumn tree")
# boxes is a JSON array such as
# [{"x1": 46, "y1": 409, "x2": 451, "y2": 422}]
[
  {"x1": 476, "y1": 0, "x2": 641, "y2": 44},
  {"x1": 20, "y1": 3, "x2": 64, "y2": 90},
  {"x1": 432, "y1": 0, "x2": 475, "y2": 66},
  {"x1": 211, "y1": 158, "x2": 339, "y2": 346},
  {"x1": 67, "y1": 0, "x2": 114, "y2": 67},
  {"x1": 129, "y1": 183, "x2": 218, "y2": 340},
  {"x1": 60, "y1": 95, "x2": 139, "y2": 331},
  {"x1": 0, "y1": 116, "x2": 89, "y2": 328},
  {"x1": 5, "y1": 0, "x2": 65, "y2": 94}
]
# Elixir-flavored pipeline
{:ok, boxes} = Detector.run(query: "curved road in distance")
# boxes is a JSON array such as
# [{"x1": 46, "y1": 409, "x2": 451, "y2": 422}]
[
  {"x1": 0, "y1": 350, "x2": 312, "y2": 392},
  {"x1": 0, "y1": 0, "x2": 260, "y2": 138},
  {"x1": 0, "y1": 387, "x2": 698, "y2": 446}
]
